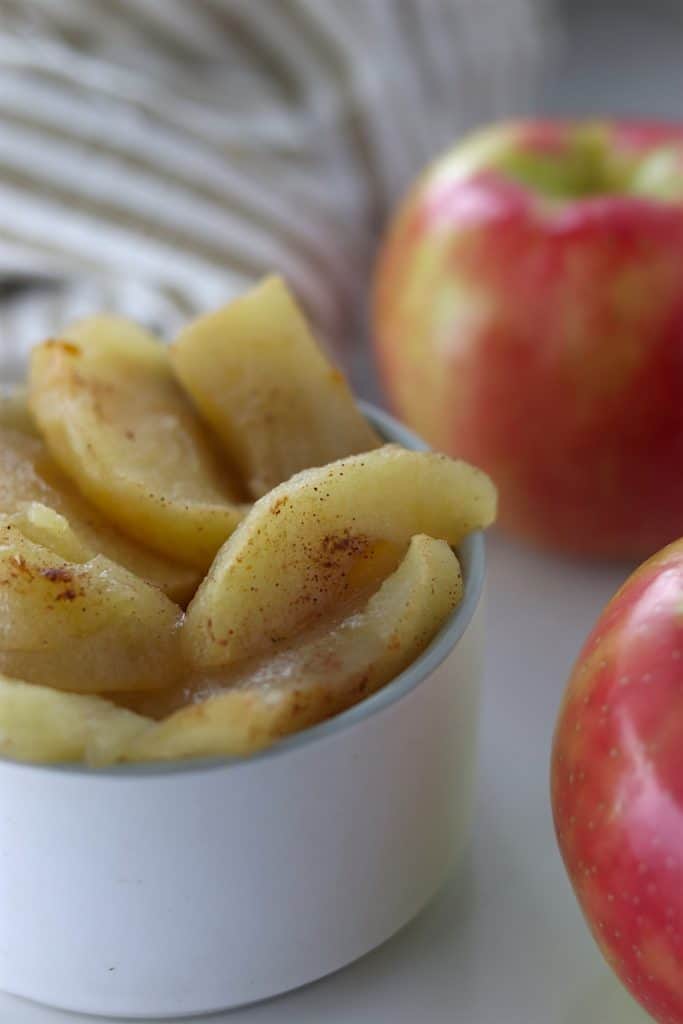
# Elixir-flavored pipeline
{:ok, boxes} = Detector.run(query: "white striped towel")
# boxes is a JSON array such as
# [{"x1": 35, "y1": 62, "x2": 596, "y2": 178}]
[{"x1": 0, "y1": 0, "x2": 554, "y2": 393}]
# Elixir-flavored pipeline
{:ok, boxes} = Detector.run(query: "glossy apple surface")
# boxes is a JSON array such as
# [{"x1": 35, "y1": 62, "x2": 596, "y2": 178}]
[
  {"x1": 552, "y1": 539, "x2": 683, "y2": 1023},
  {"x1": 373, "y1": 119, "x2": 683, "y2": 558}
]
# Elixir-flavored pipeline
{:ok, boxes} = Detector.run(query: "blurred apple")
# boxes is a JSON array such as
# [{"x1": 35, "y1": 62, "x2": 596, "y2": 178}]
[
  {"x1": 551, "y1": 539, "x2": 683, "y2": 1024},
  {"x1": 373, "y1": 119, "x2": 683, "y2": 558}
]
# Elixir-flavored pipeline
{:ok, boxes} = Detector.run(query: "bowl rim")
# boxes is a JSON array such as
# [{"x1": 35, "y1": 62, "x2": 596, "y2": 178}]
[{"x1": 3, "y1": 402, "x2": 486, "y2": 779}]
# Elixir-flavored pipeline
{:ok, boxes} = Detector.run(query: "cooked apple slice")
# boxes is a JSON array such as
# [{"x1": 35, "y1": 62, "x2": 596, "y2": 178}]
[
  {"x1": 29, "y1": 316, "x2": 248, "y2": 571},
  {"x1": 184, "y1": 444, "x2": 496, "y2": 670},
  {"x1": 124, "y1": 534, "x2": 462, "y2": 761},
  {"x1": 0, "y1": 426, "x2": 200, "y2": 604},
  {"x1": 0, "y1": 672, "x2": 151, "y2": 766},
  {"x1": 0, "y1": 506, "x2": 184, "y2": 694},
  {"x1": 0, "y1": 388, "x2": 38, "y2": 436},
  {"x1": 171, "y1": 276, "x2": 381, "y2": 498},
  {"x1": 9, "y1": 502, "x2": 93, "y2": 562}
]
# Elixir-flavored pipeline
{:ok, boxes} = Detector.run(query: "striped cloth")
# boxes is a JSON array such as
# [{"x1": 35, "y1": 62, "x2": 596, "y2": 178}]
[{"x1": 0, "y1": 0, "x2": 553, "y2": 392}]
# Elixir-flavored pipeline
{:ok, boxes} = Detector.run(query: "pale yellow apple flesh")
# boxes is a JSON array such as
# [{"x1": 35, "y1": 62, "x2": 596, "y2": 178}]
[
  {"x1": 171, "y1": 276, "x2": 380, "y2": 498},
  {"x1": 122, "y1": 534, "x2": 462, "y2": 761},
  {"x1": 183, "y1": 444, "x2": 496, "y2": 670},
  {"x1": 0, "y1": 672, "x2": 150, "y2": 765},
  {"x1": 29, "y1": 316, "x2": 248, "y2": 572},
  {"x1": 0, "y1": 426, "x2": 200, "y2": 604},
  {"x1": 0, "y1": 505, "x2": 184, "y2": 695},
  {"x1": 0, "y1": 285, "x2": 497, "y2": 766}
]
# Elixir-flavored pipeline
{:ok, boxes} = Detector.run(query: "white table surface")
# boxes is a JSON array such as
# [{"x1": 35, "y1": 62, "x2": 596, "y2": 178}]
[{"x1": 0, "y1": 531, "x2": 655, "y2": 1024}]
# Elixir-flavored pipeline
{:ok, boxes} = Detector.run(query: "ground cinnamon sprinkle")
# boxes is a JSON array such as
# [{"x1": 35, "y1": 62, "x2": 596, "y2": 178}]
[
  {"x1": 44, "y1": 339, "x2": 81, "y2": 357},
  {"x1": 40, "y1": 567, "x2": 73, "y2": 583},
  {"x1": 9, "y1": 554, "x2": 31, "y2": 576}
]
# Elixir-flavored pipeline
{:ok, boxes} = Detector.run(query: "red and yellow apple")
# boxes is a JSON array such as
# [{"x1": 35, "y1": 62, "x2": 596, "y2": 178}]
[
  {"x1": 551, "y1": 540, "x2": 683, "y2": 1023},
  {"x1": 373, "y1": 120, "x2": 683, "y2": 558}
]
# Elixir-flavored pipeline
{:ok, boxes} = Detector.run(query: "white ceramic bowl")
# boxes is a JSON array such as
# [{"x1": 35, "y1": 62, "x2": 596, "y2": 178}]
[{"x1": 0, "y1": 404, "x2": 485, "y2": 1020}]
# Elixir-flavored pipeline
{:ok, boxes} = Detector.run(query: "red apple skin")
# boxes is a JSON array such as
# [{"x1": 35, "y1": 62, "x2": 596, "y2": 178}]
[
  {"x1": 552, "y1": 539, "x2": 683, "y2": 1024},
  {"x1": 373, "y1": 119, "x2": 683, "y2": 558}
]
